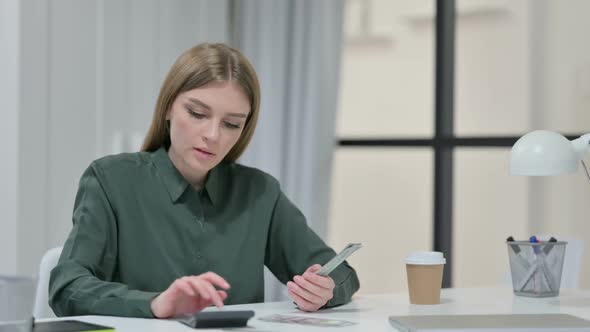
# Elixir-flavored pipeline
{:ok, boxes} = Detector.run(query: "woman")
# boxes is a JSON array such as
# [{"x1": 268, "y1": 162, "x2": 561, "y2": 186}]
[{"x1": 49, "y1": 43, "x2": 359, "y2": 318}]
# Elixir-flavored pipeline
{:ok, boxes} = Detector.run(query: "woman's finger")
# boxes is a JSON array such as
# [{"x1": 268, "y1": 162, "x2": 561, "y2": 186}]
[
  {"x1": 305, "y1": 264, "x2": 322, "y2": 274},
  {"x1": 217, "y1": 290, "x2": 228, "y2": 300},
  {"x1": 184, "y1": 277, "x2": 211, "y2": 301},
  {"x1": 302, "y1": 271, "x2": 335, "y2": 290},
  {"x1": 294, "y1": 275, "x2": 328, "y2": 299},
  {"x1": 199, "y1": 278, "x2": 225, "y2": 308},
  {"x1": 175, "y1": 279, "x2": 196, "y2": 297},
  {"x1": 287, "y1": 280, "x2": 323, "y2": 305},
  {"x1": 288, "y1": 288, "x2": 317, "y2": 312},
  {"x1": 200, "y1": 272, "x2": 231, "y2": 290}
]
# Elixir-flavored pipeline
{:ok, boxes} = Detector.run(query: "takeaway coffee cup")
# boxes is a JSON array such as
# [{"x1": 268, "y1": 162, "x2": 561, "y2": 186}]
[{"x1": 405, "y1": 251, "x2": 446, "y2": 305}]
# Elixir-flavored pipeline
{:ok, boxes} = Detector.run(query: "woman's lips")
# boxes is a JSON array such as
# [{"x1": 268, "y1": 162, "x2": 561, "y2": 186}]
[{"x1": 194, "y1": 148, "x2": 215, "y2": 160}]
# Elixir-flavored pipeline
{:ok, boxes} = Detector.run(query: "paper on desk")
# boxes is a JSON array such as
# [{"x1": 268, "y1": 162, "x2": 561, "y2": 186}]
[{"x1": 259, "y1": 314, "x2": 356, "y2": 327}]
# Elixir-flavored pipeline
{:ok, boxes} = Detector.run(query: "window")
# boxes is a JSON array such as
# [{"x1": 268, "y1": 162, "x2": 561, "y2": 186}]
[{"x1": 329, "y1": 0, "x2": 590, "y2": 292}]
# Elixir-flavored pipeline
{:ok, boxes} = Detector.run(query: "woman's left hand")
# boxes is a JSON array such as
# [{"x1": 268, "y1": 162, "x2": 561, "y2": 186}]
[{"x1": 287, "y1": 264, "x2": 335, "y2": 312}]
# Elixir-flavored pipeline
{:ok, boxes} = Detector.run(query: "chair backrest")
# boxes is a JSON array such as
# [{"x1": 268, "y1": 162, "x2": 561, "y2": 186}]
[{"x1": 33, "y1": 247, "x2": 62, "y2": 319}]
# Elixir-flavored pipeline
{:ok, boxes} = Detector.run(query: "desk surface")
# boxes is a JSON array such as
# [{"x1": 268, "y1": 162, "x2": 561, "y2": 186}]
[{"x1": 42, "y1": 286, "x2": 590, "y2": 331}]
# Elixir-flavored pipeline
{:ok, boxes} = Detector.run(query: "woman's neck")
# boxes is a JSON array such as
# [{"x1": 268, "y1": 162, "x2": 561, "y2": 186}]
[{"x1": 167, "y1": 148, "x2": 207, "y2": 190}]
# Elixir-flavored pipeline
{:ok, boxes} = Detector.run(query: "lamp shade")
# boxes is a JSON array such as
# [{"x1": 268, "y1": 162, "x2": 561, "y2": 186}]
[{"x1": 510, "y1": 130, "x2": 579, "y2": 176}]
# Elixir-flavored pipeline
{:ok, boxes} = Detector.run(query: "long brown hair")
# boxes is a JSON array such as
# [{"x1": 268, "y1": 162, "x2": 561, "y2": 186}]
[{"x1": 141, "y1": 43, "x2": 260, "y2": 162}]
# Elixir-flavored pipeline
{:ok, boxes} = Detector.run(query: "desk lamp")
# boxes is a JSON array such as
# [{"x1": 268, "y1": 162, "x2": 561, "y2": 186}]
[
  {"x1": 509, "y1": 130, "x2": 589, "y2": 295},
  {"x1": 510, "y1": 130, "x2": 590, "y2": 181}
]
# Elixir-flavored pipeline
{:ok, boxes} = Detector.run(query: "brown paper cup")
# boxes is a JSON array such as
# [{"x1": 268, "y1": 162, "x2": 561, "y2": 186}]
[{"x1": 406, "y1": 264, "x2": 444, "y2": 305}]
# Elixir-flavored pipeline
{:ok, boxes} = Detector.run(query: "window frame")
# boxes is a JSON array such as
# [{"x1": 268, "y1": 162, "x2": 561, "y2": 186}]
[{"x1": 336, "y1": 0, "x2": 585, "y2": 287}]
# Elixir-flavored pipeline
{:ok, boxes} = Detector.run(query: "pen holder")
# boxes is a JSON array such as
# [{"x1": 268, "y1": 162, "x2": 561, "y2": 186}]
[{"x1": 506, "y1": 241, "x2": 567, "y2": 297}]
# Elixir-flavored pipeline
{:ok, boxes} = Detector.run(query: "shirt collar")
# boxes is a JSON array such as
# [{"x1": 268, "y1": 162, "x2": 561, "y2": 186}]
[{"x1": 151, "y1": 146, "x2": 222, "y2": 205}]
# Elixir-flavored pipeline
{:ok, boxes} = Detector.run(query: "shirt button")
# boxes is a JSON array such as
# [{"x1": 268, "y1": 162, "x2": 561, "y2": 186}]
[{"x1": 196, "y1": 252, "x2": 202, "y2": 259}]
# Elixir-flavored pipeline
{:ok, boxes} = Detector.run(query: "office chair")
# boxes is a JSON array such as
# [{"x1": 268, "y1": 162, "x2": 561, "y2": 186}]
[{"x1": 33, "y1": 246, "x2": 62, "y2": 318}]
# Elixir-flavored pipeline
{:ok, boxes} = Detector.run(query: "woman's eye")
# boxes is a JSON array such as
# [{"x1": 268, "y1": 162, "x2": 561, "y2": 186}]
[
  {"x1": 186, "y1": 107, "x2": 241, "y2": 129},
  {"x1": 224, "y1": 122, "x2": 241, "y2": 129},
  {"x1": 187, "y1": 109, "x2": 205, "y2": 119}
]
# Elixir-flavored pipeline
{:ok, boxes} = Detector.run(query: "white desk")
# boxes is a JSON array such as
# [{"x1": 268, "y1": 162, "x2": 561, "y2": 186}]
[{"x1": 42, "y1": 286, "x2": 590, "y2": 331}]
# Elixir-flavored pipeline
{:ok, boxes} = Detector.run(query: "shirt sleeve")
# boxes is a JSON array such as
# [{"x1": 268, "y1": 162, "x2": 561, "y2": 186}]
[
  {"x1": 264, "y1": 188, "x2": 360, "y2": 308},
  {"x1": 48, "y1": 163, "x2": 159, "y2": 317}
]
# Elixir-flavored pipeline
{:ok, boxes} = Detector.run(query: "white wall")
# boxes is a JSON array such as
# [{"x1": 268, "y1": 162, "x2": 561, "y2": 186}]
[
  {"x1": 4, "y1": 0, "x2": 230, "y2": 277},
  {"x1": 17, "y1": 0, "x2": 50, "y2": 277},
  {"x1": 0, "y1": 0, "x2": 20, "y2": 275},
  {"x1": 543, "y1": 0, "x2": 590, "y2": 133}
]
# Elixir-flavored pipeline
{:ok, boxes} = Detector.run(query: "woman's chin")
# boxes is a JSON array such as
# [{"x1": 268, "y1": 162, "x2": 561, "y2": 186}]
[{"x1": 188, "y1": 156, "x2": 217, "y2": 173}]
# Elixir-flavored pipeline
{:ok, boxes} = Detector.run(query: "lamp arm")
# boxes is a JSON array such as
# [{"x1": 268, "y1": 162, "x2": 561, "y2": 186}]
[
  {"x1": 581, "y1": 160, "x2": 590, "y2": 183},
  {"x1": 573, "y1": 134, "x2": 590, "y2": 184}
]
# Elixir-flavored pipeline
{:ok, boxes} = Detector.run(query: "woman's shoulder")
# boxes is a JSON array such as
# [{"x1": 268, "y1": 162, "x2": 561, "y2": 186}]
[
  {"x1": 224, "y1": 162, "x2": 280, "y2": 188},
  {"x1": 89, "y1": 151, "x2": 153, "y2": 175}
]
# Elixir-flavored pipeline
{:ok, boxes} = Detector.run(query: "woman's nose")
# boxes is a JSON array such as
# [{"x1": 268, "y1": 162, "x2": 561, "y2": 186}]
[{"x1": 203, "y1": 120, "x2": 220, "y2": 141}]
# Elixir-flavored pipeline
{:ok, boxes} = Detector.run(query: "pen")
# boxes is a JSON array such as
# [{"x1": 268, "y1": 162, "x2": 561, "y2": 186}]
[
  {"x1": 506, "y1": 236, "x2": 521, "y2": 254},
  {"x1": 515, "y1": 236, "x2": 541, "y2": 292},
  {"x1": 506, "y1": 236, "x2": 532, "y2": 291},
  {"x1": 529, "y1": 235, "x2": 556, "y2": 293},
  {"x1": 529, "y1": 235, "x2": 540, "y2": 254},
  {"x1": 543, "y1": 236, "x2": 558, "y2": 255},
  {"x1": 539, "y1": 237, "x2": 558, "y2": 292},
  {"x1": 529, "y1": 236, "x2": 543, "y2": 293}
]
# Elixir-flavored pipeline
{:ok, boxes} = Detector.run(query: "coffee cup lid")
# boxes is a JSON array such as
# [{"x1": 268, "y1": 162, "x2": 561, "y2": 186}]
[{"x1": 405, "y1": 251, "x2": 446, "y2": 265}]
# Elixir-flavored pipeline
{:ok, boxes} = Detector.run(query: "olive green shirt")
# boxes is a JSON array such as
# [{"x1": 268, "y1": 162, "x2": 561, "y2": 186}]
[{"x1": 49, "y1": 147, "x2": 359, "y2": 317}]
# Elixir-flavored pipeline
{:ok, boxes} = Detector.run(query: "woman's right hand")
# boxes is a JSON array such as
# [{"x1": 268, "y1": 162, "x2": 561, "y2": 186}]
[{"x1": 150, "y1": 272, "x2": 231, "y2": 318}]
